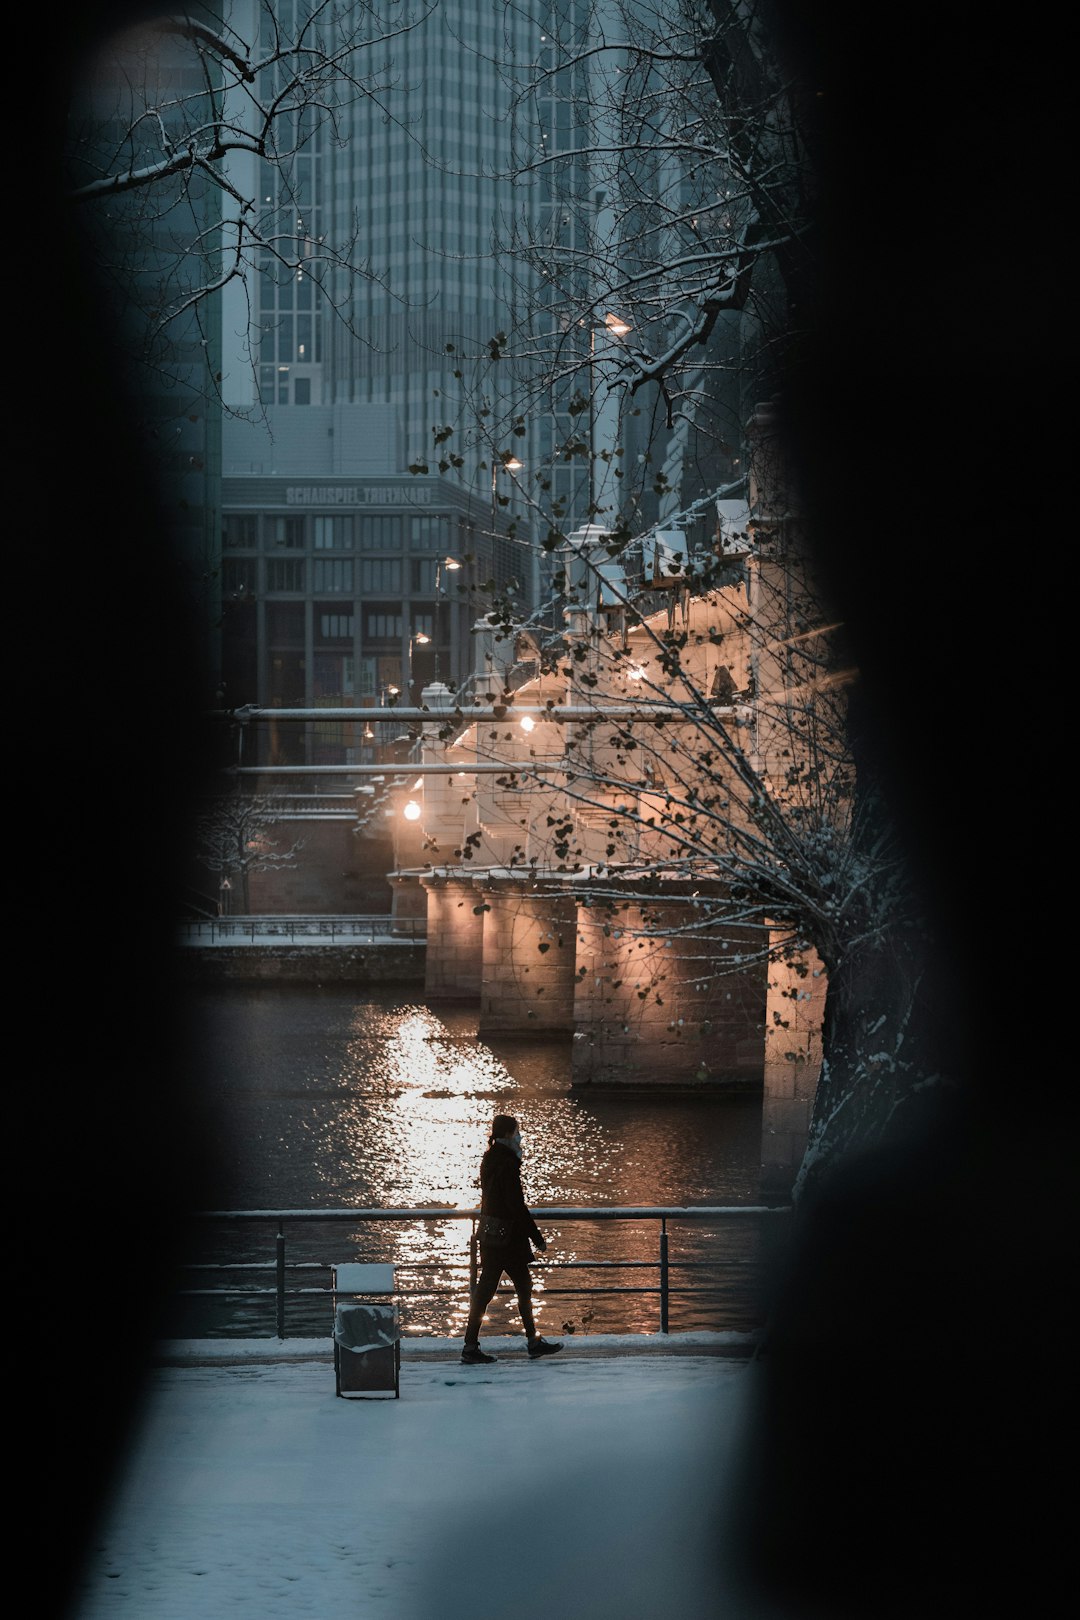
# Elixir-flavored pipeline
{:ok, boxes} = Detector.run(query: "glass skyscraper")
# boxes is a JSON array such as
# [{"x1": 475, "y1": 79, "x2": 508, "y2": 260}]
[{"x1": 236, "y1": 5, "x2": 545, "y2": 481}]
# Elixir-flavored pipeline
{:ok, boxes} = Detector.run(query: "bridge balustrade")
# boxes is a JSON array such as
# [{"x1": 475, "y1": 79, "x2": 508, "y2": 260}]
[{"x1": 177, "y1": 915, "x2": 421, "y2": 944}]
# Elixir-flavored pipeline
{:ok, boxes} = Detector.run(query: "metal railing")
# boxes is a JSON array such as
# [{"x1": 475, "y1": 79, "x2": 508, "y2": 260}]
[
  {"x1": 177, "y1": 915, "x2": 424, "y2": 944},
  {"x1": 261, "y1": 796, "x2": 363, "y2": 820},
  {"x1": 177, "y1": 1205, "x2": 791, "y2": 1339}
]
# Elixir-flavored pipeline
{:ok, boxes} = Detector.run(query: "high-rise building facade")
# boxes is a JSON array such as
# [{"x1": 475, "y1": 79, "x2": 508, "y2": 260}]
[
  {"x1": 220, "y1": 405, "x2": 528, "y2": 761},
  {"x1": 218, "y1": 2, "x2": 722, "y2": 690},
  {"x1": 230, "y1": 6, "x2": 542, "y2": 465},
  {"x1": 225, "y1": 5, "x2": 670, "y2": 545}
]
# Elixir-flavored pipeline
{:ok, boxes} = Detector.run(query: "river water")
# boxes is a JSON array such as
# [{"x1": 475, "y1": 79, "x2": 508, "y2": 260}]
[{"x1": 172, "y1": 984, "x2": 786, "y2": 1341}]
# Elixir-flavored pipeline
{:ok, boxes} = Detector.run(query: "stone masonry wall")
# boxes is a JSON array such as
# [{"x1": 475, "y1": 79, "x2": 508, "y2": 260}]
[
  {"x1": 423, "y1": 877, "x2": 484, "y2": 1000},
  {"x1": 761, "y1": 930, "x2": 827, "y2": 1193},
  {"x1": 175, "y1": 943, "x2": 425, "y2": 985},
  {"x1": 572, "y1": 899, "x2": 767, "y2": 1087},
  {"x1": 478, "y1": 886, "x2": 578, "y2": 1035}
]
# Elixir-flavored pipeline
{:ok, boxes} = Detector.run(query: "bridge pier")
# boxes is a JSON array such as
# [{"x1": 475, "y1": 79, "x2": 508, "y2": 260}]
[
  {"x1": 571, "y1": 884, "x2": 767, "y2": 1088},
  {"x1": 761, "y1": 930, "x2": 826, "y2": 1195},
  {"x1": 413, "y1": 870, "x2": 827, "y2": 1168},
  {"x1": 421, "y1": 873, "x2": 484, "y2": 1000},
  {"x1": 388, "y1": 871, "x2": 427, "y2": 936},
  {"x1": 477, "y1": 879, "x2": 578, "y2": 1036}
]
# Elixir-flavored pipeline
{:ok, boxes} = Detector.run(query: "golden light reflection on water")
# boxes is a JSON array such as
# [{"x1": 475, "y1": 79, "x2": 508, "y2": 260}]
[
  {"x1": 319, "y1": 1002, "x2": 564, "y2": 1334},
  {"x1": 184, "y1": 987, "x2": 769, "y2": 1337},
  {"x1": 328, "y1": 1003, "x2": 524, "y2": 1206}
]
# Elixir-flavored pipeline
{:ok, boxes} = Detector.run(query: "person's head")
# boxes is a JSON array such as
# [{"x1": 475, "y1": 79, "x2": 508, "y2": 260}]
[{"x1": 490, "y1": 1113, "x2": 520, "y2": 1149}]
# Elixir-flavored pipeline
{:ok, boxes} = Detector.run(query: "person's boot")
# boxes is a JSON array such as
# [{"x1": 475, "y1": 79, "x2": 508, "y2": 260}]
[
  {"x1": 461, "y1": 1341, "x2": 497, "y2": 1365},
  {"x1": 527, "y1": 1336, "x2": 562, "y2": 1359}
]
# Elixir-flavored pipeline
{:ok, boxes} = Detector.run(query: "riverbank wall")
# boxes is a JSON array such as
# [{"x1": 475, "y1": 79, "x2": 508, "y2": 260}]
[{"x1": 176, "y1": 941, "x2": 425, "y2": 985}]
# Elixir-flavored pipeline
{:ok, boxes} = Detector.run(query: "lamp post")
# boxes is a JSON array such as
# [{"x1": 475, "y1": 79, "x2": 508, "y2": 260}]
[
  {"x1": 490, "y1": 455, "x2": 523, "y2": 528},
  {"x1": 489, "y1": 455, "x2": 524, "y2": 617},
  {"x1": 590, "y1": 311, "x2": 631, "y2": 519},
  {"x1": 433, "y1": 555, "x2": 461, "y2": 682},
  {"x1": 408, "y1": 629, "x2": 431, "y2": 702},
  {"x1": 371, "y1": 682, "x2": 399, "y2": 762}
]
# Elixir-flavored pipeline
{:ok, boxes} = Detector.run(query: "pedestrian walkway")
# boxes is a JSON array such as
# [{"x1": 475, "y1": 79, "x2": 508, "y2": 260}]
[
  {"x1": 69, "y1": 1339, "x2": 764, "y2": 1620},
  {"x1": 154, "y1": 1329, "x2": 758, "y2": 1365}
]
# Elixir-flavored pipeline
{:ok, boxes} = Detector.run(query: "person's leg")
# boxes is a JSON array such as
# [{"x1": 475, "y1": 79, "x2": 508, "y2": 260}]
[
  {"x1": 464, "y1": 1257, "x2": 503, "y2": 1345},
  {"x1": 504, "y1": 1257, "x2": 537, "y2": 1340},
  {"x1": 505, "y1": 1257, "x2": 562, "y2": 1357}
]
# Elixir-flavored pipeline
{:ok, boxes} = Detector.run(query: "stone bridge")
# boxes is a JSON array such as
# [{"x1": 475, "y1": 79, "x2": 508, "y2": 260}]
[{"x1": 386, "y1": 512, "x2": 827, "y2": 1197}]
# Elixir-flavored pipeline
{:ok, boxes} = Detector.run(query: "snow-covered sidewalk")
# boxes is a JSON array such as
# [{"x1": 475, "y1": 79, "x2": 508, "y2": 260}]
[
  {"x1": 155, "y1": 1329, "x2": 757, "y2": 1364},
  {"x1": 69, "y1": 1340, "x2": 765, "y2": 1619}
]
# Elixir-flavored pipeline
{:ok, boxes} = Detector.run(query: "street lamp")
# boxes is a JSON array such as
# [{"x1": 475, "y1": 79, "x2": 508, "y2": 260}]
[
  {"x1": 408, "y1": 629, "x2": 432, "y2": 701},
  {"x1": 434, "y1": 555, "x2": 462, "y2": 682},
  {"x1": 492, "y1": 454, "x2": 523, "y2": 500},
  {"x1": 591, "y1": 312, "x2": 631, "y2": 517},
  {"x1": 491, "y1": 454, "x2": 523, "y2": 527},
  {"x1": 402, "y1": 774, "x2": 424, "y2": 823}
]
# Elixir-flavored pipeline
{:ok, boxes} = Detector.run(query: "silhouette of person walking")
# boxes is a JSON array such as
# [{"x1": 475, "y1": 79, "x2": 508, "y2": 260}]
[{"x1": 462, "y1": 1114, "x2": 562, "y2": 1364}]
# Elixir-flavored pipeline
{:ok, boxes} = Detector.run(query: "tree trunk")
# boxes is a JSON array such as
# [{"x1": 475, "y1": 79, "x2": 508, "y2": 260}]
[{"x1": 794, "y1": 922, "x2": 946, "y2": 1200}]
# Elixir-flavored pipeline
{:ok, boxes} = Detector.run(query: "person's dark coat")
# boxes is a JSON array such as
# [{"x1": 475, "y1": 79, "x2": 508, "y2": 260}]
[{"x1": 479, "y1": 1142, "x2": 544, "y2": 1268}]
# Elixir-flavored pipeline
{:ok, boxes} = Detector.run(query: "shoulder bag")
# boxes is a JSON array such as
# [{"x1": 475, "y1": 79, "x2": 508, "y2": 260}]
[{"x1": 479, "y1": 1214, "x2": 512, "y2": 1245}]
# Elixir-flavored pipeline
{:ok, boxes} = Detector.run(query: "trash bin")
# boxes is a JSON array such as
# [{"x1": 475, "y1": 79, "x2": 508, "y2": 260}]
[
  {"x1": 334, "y1": 1302, "x2": 400, "y2": 1398},
  {"x1": 332, "y1": 1262, "x2": 400, "y2": 1399}
]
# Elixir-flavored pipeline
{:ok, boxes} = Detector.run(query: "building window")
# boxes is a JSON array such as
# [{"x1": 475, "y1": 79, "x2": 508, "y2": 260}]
[
  {"x1": 267, "y1": 558, "x2": 305, "y2": 592},
  {"x1": 223, "y1": 558, "x2": 256, "y2": 596},
  {"x1": 314, "y1": 516, "x2": 354, "y2": 549},
  {"x1": 312, "y1": 558, "x2": 354, "y2": 592},
  {"x1": 360, "y1": 558, "x2": 402, "y2": 592},
  {"x1": 294, "y1": 377, "x2": 311, "y2": 405},
  {"x1": 358, "y1": 515, "x2": 404, "y2": 550},
  {"x1": 410, "y1": 558, "x2": 437, "y2": 592},
  {"x1": 313, "y1": 653, "x2": 355, "y2": 698},
  {"x1": 318, "y1": 612, "x2": 355, "y2": 641},
  {"x1": 409, "y1": 514, "x2": 448, "y2": 550},
  {"x1": 266, "y1": 516, "x2": 304, "y2": 549},
  {"x1": 364, "y1": 607, "x2": 403, "y2": 641},
  {"x1": 224, "y1": 514, "x2": 258, "y2": 549}
]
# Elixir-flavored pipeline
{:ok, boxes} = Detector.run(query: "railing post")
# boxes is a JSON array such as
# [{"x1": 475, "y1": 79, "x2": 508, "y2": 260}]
[
  {"x1": 659, "y1": 1216, "x2": 669, "y2": 1334},
  {"x1": 276, "y1": 1220, "x2": 286, "y2": 1340}
]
